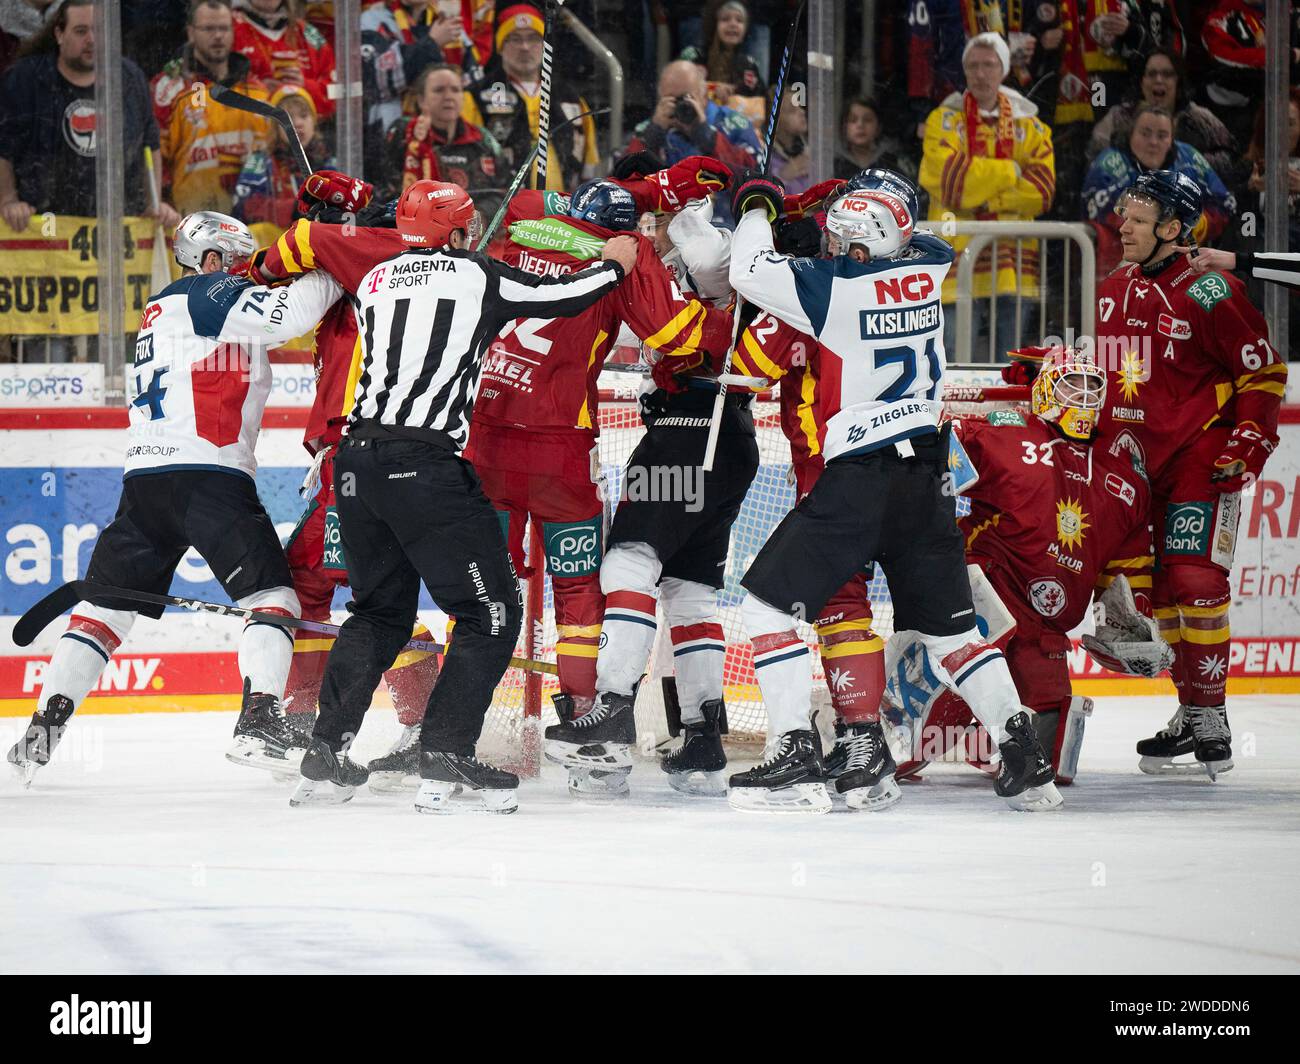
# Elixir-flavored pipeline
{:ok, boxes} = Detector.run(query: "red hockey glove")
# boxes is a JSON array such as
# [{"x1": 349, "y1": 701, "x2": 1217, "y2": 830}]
[
  {"x1": 1001, "y1": 345, "x2": 1051, "y2": 385},
  {"x1": 296, "y1": 169, "x2": 374, "y2": 219},
  {"x1": 783, "y1": 178, "x2": 844, "y2": 221},
  {"x1": 731, "y1": 169, "x2": 786, "y2": 224},
  {"x1": 1211, "y1": 420, "x2": 1277, "y2": 492},
  {"x1": 650, "y1": 155, "x2": 733, "y2": 212}
]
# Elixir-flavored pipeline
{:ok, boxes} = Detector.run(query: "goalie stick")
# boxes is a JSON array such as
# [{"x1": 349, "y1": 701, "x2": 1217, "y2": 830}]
[
  {"x1": 701, "y1": 0, "x2": 807, "y2": 472},
  {"x1": 14, "y1": 580, "x2": 559, "y2": 676},
  {"x1": 210, "y1": 82, "x2": 314, "y2": 179}
]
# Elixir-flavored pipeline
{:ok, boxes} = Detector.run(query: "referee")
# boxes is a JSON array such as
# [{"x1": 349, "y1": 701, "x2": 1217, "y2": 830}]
[{"x1": 292, "y1": 179, "x2": 638, "y2": 812}]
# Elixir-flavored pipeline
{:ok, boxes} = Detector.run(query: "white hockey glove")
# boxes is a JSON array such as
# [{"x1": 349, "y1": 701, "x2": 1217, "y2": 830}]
[{"x1": 1081, "y1": 574, "x2": 1174, "y2": 678}]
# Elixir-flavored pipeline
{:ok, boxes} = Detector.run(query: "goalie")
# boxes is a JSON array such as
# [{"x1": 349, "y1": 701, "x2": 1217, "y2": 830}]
[{"x1": 884, "y1": 346, "x2": 1171, "y2": 785}]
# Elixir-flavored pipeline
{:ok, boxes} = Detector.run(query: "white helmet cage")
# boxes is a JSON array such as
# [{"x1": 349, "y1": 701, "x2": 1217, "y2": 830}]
[{"x1": 173, "y1": 211, "x2": 256, "y2": 271}]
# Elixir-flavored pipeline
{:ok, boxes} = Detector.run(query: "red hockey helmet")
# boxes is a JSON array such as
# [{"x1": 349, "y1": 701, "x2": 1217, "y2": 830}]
[{"x1": 395, "y1": 180, "x2": 479, "y2": 248}]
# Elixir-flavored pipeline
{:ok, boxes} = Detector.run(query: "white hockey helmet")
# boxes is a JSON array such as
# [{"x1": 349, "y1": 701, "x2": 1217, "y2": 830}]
[
  {"x1": 824, "y1": 186, "x2": 915, "y2": 261},
  {"x1": 173, "y1": 211, "x2": 255, "y2": 271}
]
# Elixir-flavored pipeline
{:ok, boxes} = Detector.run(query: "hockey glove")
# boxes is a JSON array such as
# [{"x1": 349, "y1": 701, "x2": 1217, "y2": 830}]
[
  {"x1": 1210, "y1": 420, "x2": 1276, "y2": 493},
  {"x1": 650, "y1": 155, "x2": 733, "y2": 212},
  {"x1": 731, "y1": 169, "x2": 786, "y2": 224},
  {"x1": 296, "y1": 169, "x2": 374, "y2": 220},
  {"x1": 783, "y1": 178, "x2": 844, "y2": 221},
  {"x1": 1080, "y1": 575, "x2": 1174, "y2": 678},
  {"x1": 775, "y1": 215, "x2": 822, "y2": 257},
  {"x1": 611, "y1": 150, "x2": 666, "y2": 181}
]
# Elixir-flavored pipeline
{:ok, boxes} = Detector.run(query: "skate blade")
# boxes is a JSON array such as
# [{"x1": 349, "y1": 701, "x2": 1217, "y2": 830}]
[
  {"x1": 544, "y1": 738, "x2": 633, "y2": 772},
  {"x1": 1139, "y1": 755, "x2": 1234, "y2": 777},
  {"x1": 728, "y1": 782, "x2": 832, "y2": 815},
  {"x1": 840, "y1": 776, "x2": 903, "y2": 812},
  {"x1": 566, "y1": 767, "x2": 631, "y2": 801},
  {"x1": 368, "y1": 770, "x2": 421, "y2": 794},
  {"x1": 1005, "y1": 781, "x2": 1063, "y2": 812},
  {"x1": 9, "y1": 759, "x2": 37, "y2": 789},
  {"x1": 414, "y1": 780, "x2": 519, "y2": 815},
  {"x1": 289, "y1": 777, "x2": 355, "y2": 806},
  {"x1": 1201, "y1": 757, "x2": 1234, "y2": 782},
  {"x1": 665, "y1": 769, "x2": 728, "y2": 798},
  {"x1": 227, "y1": 736, "x2": 306, "y2": 774}
]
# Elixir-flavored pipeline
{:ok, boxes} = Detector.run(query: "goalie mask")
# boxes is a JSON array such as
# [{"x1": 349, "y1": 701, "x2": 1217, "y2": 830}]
[
  {"x1": 1030, "y1": 345, "x2": 1106, "y2": 441},
  {"x1": 174, "y1": 211, "x2": 255, "y2": 271}
]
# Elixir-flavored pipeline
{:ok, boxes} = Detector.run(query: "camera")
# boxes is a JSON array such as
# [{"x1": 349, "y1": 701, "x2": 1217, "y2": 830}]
[{"x1": 672, "y1": 95, "x2": 698, "y2": 127}]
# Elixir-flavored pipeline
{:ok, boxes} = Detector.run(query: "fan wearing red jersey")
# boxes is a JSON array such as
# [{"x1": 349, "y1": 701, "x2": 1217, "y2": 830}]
[
  {"x1": 881, "y1": 348, "x2": 1166, "y2": 786},
  {"x1": 1096, "y1": 170, "x2": 1287, "y2": 778}
]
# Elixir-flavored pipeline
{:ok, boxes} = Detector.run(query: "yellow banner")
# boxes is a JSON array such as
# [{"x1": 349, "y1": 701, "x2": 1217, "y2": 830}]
[{"x1": 0, "y1": 216, "x2": 174, "y2": 335}]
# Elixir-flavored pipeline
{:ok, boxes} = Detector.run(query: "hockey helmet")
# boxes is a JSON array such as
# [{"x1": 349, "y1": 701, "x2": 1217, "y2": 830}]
[
  {"x1": 396, "y1": 179, "x2": 480, "y2": 247},
  {"x1": 1115, "y1": 169, "x2": 1203, "y2": 242},
  {"x1": 173, "y1": 211, "x2": 255, "y2": 271},
  {"x1": 1030, "y1": 345, "x2": 1107, "y2": 441},
  {"x1": 825, "y1": 170, "x2": 918, "y2": 260},
  {"x1": 568, "y1": 179, "x2": 639, "y2": 232}
]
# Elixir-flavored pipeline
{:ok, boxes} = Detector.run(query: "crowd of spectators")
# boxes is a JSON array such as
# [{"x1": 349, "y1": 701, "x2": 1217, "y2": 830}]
[{"x1": 0, "y1": 0, "x2": 1297, "y2": 361}]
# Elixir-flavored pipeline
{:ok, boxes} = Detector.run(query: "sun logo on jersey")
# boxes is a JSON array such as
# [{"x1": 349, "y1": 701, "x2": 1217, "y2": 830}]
[
  {"x1": 1117, "y1": 348, "x2": 1145, "y2": 403},
  {"x1": 1056, "y1": 498, "x2": 1090, "y2": 551}
]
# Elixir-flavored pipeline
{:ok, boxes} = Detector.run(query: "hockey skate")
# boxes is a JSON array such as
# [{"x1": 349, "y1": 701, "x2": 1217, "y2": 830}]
[
  {"x1": 227, "y1": 679, "x2": 308, "y2": 774},
  {"x1": 994, "y1": 712, "x2": 1063, "y2": 811},
  {"x1": 1189, "y1": 705, "x2": 1233, "y2": 781},
  {"x1": 272, "y1": 706, "x2": 317, "y2": 782},
  {"x1": 545, "y1": 692, "x2": 636, "y2": 800},
  {"x1": 827, "y1": 720, "x2": 901, "y2": 812},
  {"x1": 1137, "y1": 705, "x2": 1233, "y2": 778},
  {"x1": 660, "y1": 699, "x2": 728, "y2": 797},
  {"x1": 290, "y1": 738, "x2": 370, "y2": 806},
  {"x1": 727, "y1": 729, "x2": 831, "y2": 814},
  {"x1": 367, "y1": 723, "x2": 422, "y2": 793},
  {"x1": 414, "y1": 750, "x2": 519, "y2": 815},
  {"x1": 6, "y1": 695, "x2": 73, "y2": 789}
]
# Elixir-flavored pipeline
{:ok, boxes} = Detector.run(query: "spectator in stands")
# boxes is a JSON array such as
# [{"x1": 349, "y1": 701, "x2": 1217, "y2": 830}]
[
  {"x1": 0, "y1": 0, "x2": 176, "y2": 232},
  {"x1": 679, "y1": 1, "x2": 766, "y2": 125},
  {"x1": 904, "y1": 0, "x2": 966, "y2": 140},
  {"x1": 623, "y1": 59, "x2": 759, "y2": 224},
  {"x1": 233, "y1": 0, "x2": 337, "y2": 118},
  {"x1": 1087, "y1": 48, "x2": 1237, "y2": 185},
  {"x1": 1201, "y1": 0, "x2": 1300, "y2": 149},
  {"x1": 1243, "y1": 88, "x2": 1300, "y2": 247},
  {"x1": 395, "y1": 62, "x2": 506, "y2": 215},
  {"x1": 833, "y1": 96, "x2": 915, "y2": 182},
  {"x1": 464, "y1": 3, "x2": 596, "y2": 192},
  {"x1": 0, "y1": 0, "x2": 56, "y2": 77},
  {"x1": 1082, "y1": 103, "x2": 1234, "y2": 275},
  {"x1": 360, "y1": 1, "x2": 455, "y2": 134},
  {"x1": 153, "y1": 0, "x2": 271, "y2": 216},
  {"x1": 432, "y1": 0, "x2": 495, "y2": 81},
  {"x1": 919, "y1": 32, "x2": 1055, "y2": 359},
  {"x1": 768, "y1": 97, "x2": 811, "y2": 195},
  {"x1": 122, "y1": 1, "x2": 188, "y2": 78},
  {"x1": 1081, "y1": 5, "x2": 1132, "y2": 118},
  {"x1": 231, "y1": 84, "x2": 333, "y2": 228},
  {"x1": 1108, "y1": 0, "x2": 1186, "y2": 62}
]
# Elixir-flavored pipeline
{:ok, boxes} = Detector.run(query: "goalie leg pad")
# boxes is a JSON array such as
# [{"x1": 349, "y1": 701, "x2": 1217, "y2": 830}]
[
  {"x1": 741, "y1": 593, "x2": 814, "y2": 736},
  {"x1": 662, "y1": 576, "x2": 724, "y2": 722},
  {"x1": 595, "y1": 542, "x2": 661, "y2": 697}
]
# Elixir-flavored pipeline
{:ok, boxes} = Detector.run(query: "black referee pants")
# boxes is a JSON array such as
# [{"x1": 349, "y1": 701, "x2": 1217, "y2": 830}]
[{"x1": 316, "y1": 436, "x2": 522, "y2": 756}]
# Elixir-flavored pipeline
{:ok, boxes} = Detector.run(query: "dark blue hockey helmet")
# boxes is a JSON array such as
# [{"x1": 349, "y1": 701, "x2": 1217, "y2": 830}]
[
  {"x1": 1120, "y1": 169, "x2": 1203, "y2": 240},
  {"x1": 568, "y1": 180, "x2": 639, "y2": 232}
]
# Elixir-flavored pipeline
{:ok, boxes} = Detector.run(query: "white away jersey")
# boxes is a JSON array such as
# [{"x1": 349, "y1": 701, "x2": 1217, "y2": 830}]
[
  {"x1": 729, "y1": 211, "x2": 955, "y2": 460},
  {"x1": 127, "y1": 270, "x2": 341, "y2": 479}
]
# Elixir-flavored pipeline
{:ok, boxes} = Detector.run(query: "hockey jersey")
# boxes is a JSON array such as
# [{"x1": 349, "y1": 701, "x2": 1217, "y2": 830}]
[
  {"x1": 729, "y1": 212, "x2": 955, "y2": 460},
  {"x1": 1095, "y1": 257, "x2": 1287, "y2": 482},
  {"x1": 127, "y1": 269, "x2": 342, "y2": 479},
  {"x1": 956, "y1": 413, "x2": 1154, "y2": 631}
]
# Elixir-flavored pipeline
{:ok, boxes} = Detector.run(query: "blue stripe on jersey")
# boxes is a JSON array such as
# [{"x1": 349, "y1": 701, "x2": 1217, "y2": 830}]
[
  {"x1": 836, "y1": 424, "x2": 937, "y2": 459},
  {"x1": 180, "y1": 272, "x2": 255, "y2": 340},
  {"x1": 123, "y1": 464, "x2": 254, "y2": 481}
]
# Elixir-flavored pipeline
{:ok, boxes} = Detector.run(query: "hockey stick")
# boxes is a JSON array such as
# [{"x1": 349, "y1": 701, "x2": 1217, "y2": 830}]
[
  {"x1": 210, "y1": 82, "x2": 314, "y2": 179},
  {"x1": 474, "y1": 106, "x2": 609, "y2": 250},
  {"x1": 701, "y1": 0, "x2": 807, "y2": 473},
  {"x1": 13, "y1": 581, "x2": 559, "y2": 676},
  {"x1": 533, "y1": 0, "x2": 565, "y2": 190}
]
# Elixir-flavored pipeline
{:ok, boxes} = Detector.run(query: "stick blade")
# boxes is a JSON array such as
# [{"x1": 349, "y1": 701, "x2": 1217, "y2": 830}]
[{"x1": 13, "y1": 581, "x2": 90, "y2": 647}]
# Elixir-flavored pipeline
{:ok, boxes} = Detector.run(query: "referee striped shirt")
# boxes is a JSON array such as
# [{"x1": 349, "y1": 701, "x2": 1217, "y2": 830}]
[{"x1": 349, "y1": 247, "x2": 625, "y2": 447}]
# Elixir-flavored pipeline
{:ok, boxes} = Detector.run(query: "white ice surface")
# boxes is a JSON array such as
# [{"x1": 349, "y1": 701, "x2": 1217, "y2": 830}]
[{"x1": 2, "y1": 695, "x2": 1298, "y2": 974}]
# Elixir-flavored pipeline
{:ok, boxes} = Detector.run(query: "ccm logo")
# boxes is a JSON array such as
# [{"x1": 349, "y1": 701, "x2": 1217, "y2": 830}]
[{"x1": 874, "y1": 273, "x2": 934, "y2": 302}]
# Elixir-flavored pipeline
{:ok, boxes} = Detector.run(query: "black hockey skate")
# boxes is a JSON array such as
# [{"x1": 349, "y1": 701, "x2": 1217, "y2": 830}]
[
  {"x1": 545, "y1": 692, "x2": 636, "y2": 800},
  {"x1": 289, "y1": 738, "x2": 370, "y2": 806},
  {"x1": 660, "y1": 699, "x2": 727, "y2": 797},
  {"x1": 367, "y1": 723, "x2": 422, "y2": 793},
  {"x1": 727, "y1": 729, "x2": 831, "y2": 814},
  {"x1": 227, "y1": 679, "x2": 308, "y2": 773},
  {"x1": 414, "y1": 750, "x2": 519, "y2": 815},
  {"x1": 829, "y1": 721, "x2": 901, "y2": 811},
  {"x1": 1189, "y1": 705, "x2": 1233, "y2": 781},
  {"x1": 995, "y1": 711, "x2": 1063, "y2": 811},
  {"x1": 1137, "y1": 705, "x2": 1195, "y2": 775},
  {"x1": 7, "y1": 694, "x2": 73, "y2": 788}
]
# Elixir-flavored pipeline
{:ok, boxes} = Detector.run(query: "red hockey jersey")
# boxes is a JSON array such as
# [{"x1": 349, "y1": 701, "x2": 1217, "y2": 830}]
[
  {"x1": 1095, "y1": 258, "x2": 1287, "y2": 481},
  {"x1": 956, "y1": 413, "x2": 1154, "y2": 631},
  {"x1": 233, "y1": 11, "x2": 337, "y2": 117}
]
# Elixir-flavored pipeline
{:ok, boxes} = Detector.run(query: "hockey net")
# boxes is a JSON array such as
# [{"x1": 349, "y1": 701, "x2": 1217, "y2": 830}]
[{"x1": 478, "y1": 374, "x2": 1028, "y2": 773}]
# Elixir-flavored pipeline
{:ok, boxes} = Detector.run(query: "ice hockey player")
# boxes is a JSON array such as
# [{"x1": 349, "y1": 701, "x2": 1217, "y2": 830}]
[
  {"x1": 882, "y1": 346, "x2": 1169, "y2": 787},
  {"x1": 7, "y1": 212, "x2": 341, "y2": 786},
  {"x1": 1097, "y1": 170, "x2": 1288, "y2": 779},
  {"x1": 724, "y1": 168, "x2": 1063, "y2": 813},
  {"x1": 239, "y1": 173, "x2": 443, "y2": 791},
  {"x1": 289, "y1": 180, "x2": 638, "y2": 812}
]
